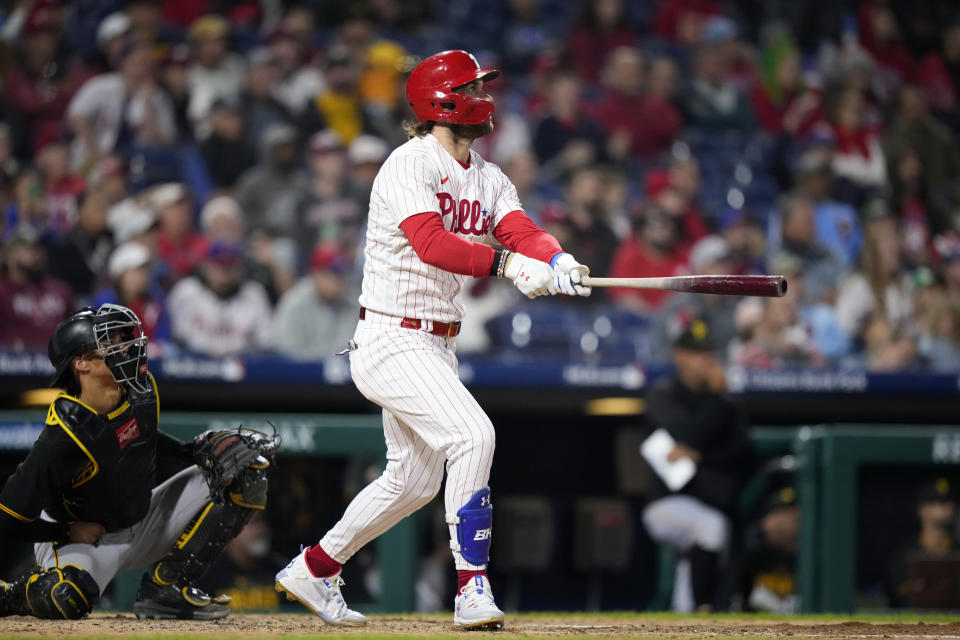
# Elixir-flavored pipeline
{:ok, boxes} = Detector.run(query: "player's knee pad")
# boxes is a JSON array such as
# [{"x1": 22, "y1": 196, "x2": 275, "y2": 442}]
[
  {"x1": 153, "y1": 475, "x2": 265, "y2": 588},
  {"x1": 446, "y1": 486, "x2": 493, "y2": 566},
  {"x1": 23, "y1": 565, "x2": 99, "y2": 619}
]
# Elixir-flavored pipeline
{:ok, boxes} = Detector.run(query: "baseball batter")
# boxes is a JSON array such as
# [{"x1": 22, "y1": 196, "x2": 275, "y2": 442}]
[
  {"x1": 275, "y1": 50, "x2": 591, "y2": 630},
  {"x1": 0, "y1": 304, "x2": 278, "y2": 620}
]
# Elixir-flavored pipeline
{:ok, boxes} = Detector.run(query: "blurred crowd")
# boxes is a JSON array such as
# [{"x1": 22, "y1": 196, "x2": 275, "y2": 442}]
[{"x1": 2, "y1": 0, "x2": 960, "y2": 371}]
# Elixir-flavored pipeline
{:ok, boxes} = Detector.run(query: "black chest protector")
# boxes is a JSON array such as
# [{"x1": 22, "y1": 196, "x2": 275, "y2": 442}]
[{"x1": 45, "y1": 374, "x2": 159, "y2": 530}]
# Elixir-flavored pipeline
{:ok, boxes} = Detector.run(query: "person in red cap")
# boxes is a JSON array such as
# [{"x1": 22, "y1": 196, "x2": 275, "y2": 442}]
[{"x1": 275, "y1": 50, "x2": 591, "y2": 631}]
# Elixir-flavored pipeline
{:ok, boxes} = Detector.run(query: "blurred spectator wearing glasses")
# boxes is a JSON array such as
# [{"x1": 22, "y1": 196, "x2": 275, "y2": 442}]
[
  {"x1": 167, "y1": 241, "x2": 273, "y2": 357},
  {"x1": 0, "y1": 230, "x2": 73, "y2": 351},
  {"x1": 273, "y1": 245, "x2": 356, "y2": 361}
]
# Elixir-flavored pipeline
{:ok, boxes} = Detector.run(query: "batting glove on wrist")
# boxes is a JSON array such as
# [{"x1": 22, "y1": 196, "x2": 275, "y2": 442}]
[
  {"x1": 551, "y1": 253, "x2": 592, "y2": 297},
  {"x1": 504, "y1": 252, "x2": 559, "y2": 298}
]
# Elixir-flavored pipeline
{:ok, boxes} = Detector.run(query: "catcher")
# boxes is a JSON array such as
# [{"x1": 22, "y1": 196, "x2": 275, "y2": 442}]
[{"x1": 0, "y1": 304, "x2": 279, "y2": 620}]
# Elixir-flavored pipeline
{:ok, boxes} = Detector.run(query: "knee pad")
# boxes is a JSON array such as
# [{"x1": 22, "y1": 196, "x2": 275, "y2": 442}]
[
  {"x1": 24, "y1": 565, "x2": 99, "y2": 619},
  {"x1": 446, "y1": 487, "x2": 493, "y2": 566},
  {"x1": 154, "y1": 474, "x2": 265, "y2": 588}
]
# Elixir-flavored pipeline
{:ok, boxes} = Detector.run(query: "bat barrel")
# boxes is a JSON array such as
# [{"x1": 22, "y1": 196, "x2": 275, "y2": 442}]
[{"x1": 673, "y1": 275, "x2": 788, "y2": 297}]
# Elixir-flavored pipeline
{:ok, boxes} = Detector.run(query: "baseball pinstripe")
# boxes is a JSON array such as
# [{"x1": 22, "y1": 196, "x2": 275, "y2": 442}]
[
  {"x1": 320, "y1": 311, "x2": 495, "y2": 570},
  {"x1": 358, "y1": 133, "x2": 520, "y2": 324}
]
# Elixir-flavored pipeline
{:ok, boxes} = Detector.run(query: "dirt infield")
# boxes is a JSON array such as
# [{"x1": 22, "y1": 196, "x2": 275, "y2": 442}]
[{"x1": 2, "y1": 613, "x2": 960, "y2": 640}]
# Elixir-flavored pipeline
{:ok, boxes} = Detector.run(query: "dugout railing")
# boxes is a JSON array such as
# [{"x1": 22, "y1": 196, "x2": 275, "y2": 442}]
[{"x1": 0, "y1": 411, "x2": 958, "y2": 613}]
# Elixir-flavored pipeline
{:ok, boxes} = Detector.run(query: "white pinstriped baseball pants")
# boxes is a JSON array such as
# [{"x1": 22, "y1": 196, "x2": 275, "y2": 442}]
[{"x1": 319, "y1": 310, "x2": 495, "y2": 570}]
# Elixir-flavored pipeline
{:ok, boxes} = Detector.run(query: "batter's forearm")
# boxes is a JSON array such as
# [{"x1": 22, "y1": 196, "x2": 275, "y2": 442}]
[
  {"x1": 400, "y1": 212, "x2": 496, "y2": 277},
  {"x1": 493, "y1": 211, "x2": 562, "y2": 263}
]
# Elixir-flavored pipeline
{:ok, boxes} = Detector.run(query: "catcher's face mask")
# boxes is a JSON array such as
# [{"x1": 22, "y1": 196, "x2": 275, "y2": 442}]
[{"x1": 92, "y1": 303, "x2": 149, "y2": 392}]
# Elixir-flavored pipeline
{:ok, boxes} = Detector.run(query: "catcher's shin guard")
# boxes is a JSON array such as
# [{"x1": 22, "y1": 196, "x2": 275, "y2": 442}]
[
  {"x1": 2, "y1": 565, "x2": 99, "y2": 619},
  {"x1": 151, "y1": 468, "x2": 268, "y2": 588}
]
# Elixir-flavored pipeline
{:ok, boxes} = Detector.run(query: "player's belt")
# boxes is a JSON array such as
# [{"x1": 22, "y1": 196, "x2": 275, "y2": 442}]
[{"x1": 359, "y1": 307, "x2": 461, "y2": 338}]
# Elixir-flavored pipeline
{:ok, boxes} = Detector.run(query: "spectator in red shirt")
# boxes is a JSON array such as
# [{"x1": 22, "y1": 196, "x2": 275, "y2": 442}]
[
  {"x1": 92, "y1": 241, "x2": 170, "y2": 349},
  {"x1": 750, "y1": 32, "x2": 821, "y2": 137},
  {"x1": 857, "y1": 2, "x2": 916, "y2": 101},
  {"x1": 823, "y1": 86, "x2": 887, "y2": 202},
  {"x1": 646, "y1": 165, "x2": 709, "y2": 246},
  {"x1": 917, "y1": 22, "x2": 960, "y2": 125},
  {"x1": 152, "y1": 183, "x2": 209, "y2": 281},
  {"x1": 0, "y1": 230, "x2": 74, "y2": 351},
  {"x1": 35, "y1": 138, "x2": 85, "y2": 238},
  {"x1": 4, "y1": 7, "x2": 91, "y2": 155},
  {"x1": 591, "y1": 47, "x2": 684, "y2": 161},
  {"x1": 609, "y1": 206, "x2": 691, "y2": 312},
  {"x1": 652, "y1": 0, "x2": 720, "y2": 45},
  {"x1": 568, "y1": 0, "x2": 638, "y2": 86}
]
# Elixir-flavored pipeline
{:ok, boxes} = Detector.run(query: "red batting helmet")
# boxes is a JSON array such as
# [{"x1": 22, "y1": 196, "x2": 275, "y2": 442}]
[{"x1": 406, "y1": 50, "x2": 500, "y2": 125}]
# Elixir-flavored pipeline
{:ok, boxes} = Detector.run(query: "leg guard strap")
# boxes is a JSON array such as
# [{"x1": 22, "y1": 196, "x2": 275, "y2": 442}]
[{"x1": 446, "y1": 487, "x2": 493, "y2": 566}]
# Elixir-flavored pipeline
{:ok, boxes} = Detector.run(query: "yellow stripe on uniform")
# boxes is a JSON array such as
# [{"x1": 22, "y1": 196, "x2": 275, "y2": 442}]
[
  {"x1": 147, "y1": 371, "x2": 159, "y2": 423},
  {"x1": 0, "y1": 502, "x2": 35, "y2": 522},
  {"x1": 106, "y1": 401, "x2": 130, "y2": 420},
  {"x1": 176, "y1": 502, "x2": 214, "y2": 549},
  {"x1": 47, "y1": 399, "x2": 100, "y2": 488}
]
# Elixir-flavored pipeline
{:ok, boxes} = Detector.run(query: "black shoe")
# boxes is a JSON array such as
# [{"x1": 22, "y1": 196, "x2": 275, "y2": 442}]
[
  {"x1": 133, "y1": 574, "x2": 230, "y2": 620},
  {"x1": 0, "y1": 577, "x2": 28, "y2": 617}
]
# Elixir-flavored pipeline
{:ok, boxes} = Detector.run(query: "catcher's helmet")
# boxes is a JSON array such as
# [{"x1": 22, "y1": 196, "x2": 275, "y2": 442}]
[
  {"x1": 49, "y1": 304, "x2": 149, "y2": 393},
  {"x1": 406, "y1": 50, "x2": 499, "y2": 125}
]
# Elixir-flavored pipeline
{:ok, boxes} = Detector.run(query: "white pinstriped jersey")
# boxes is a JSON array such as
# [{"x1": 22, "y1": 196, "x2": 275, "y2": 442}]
[{"x1": 358, "y1": 133, "x2": 521, "y2": 323}]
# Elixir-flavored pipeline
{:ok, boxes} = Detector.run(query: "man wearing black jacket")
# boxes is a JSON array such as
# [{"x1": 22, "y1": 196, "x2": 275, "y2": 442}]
[
  {"x1": 0, "y1": 304, "x2": 275, "y2": 620},
  {"x1": 642, "y1": 317, "x2": 751, "y2": 611}
]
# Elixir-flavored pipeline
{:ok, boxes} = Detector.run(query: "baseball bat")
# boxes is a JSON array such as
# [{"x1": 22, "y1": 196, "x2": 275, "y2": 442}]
[{"x1": 581, "y1": 275, "x2": 788, "y2": 297}]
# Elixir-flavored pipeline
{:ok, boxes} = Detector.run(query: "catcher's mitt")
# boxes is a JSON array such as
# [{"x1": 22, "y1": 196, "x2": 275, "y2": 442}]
[{"x1": 193, "y1": 427, "x2": 281, "y2": 501}]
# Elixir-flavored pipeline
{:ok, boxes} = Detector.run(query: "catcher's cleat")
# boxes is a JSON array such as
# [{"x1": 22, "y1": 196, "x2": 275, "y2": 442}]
[
  {"x1": 454, "y1": 574, "x2": 505, "y2": 631},
  {"x1": 133, "y1": 574, "x2": 230, "y2": 620},
  {"x1": 274, "y1": 547, "x2": 367, "y2": 627}
]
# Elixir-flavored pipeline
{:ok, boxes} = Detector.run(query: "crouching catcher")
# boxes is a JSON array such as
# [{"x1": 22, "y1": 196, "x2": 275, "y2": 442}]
[{"x1": 0, "y1": 304, "x2": 280, "y2": 620}]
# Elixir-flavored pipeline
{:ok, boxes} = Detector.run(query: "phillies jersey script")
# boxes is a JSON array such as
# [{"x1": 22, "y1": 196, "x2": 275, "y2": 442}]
[{"x1": 359, "y1": 133, "x2": 521, "y2": 323}]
